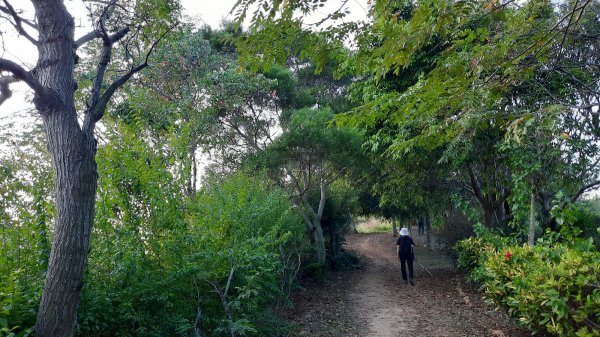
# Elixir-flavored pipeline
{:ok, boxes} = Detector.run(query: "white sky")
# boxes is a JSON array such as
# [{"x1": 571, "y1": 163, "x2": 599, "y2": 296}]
[
  {"x1": 0, "y1": 0, "x2": 368, "y2": 125},
  {"x1": 0, "y1": 0, "x2": 241, "y2": 123}
]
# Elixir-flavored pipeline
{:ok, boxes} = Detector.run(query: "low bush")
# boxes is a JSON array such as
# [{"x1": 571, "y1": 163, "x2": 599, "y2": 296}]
[
  {"x1": 76, "y1": 135, "x2": 310, "y2": 337},
  {"x1": 455, "y1": 228, "x2": 600, "y2": 337}
]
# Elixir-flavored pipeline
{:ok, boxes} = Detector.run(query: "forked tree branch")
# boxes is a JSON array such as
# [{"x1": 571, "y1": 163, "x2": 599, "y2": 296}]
[
  {"x1": 92, "y1": 23, "x2": 177, "y2": 120},
  {"x1": 82, "y1": 22, "x2": 178, "y2": 134}
]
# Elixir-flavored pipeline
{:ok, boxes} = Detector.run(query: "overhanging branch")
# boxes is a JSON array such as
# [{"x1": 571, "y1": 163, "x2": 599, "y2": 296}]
[
  {"x1": 571, "y1": 180, "x2": 600, "y2": 203},
  {"x1": 0, "y1": 58, "x2": 48, "y2": 101}
]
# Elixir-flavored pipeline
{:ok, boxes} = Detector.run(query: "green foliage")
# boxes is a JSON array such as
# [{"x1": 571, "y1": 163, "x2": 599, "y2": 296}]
[
  {"x1": 0, "y1": 127, "x2": 53, "y2": 336},
  {"x1": 455, "y1": 229, "x2": 600, "y2": 337},
  {"x1": 75, "y1": 121, "x2": 308, "y2": 336},
  {"x1": 356, "y1": 222, "x2": 393, "y2": 234},
  {"x1": 234, "y1": 0, "x2": 600, "y2": 242},
  {"x1": 258, "y1": 107, "x2": 365, "y2": 262},
  {"x1": 267, "y1": 108, "x2": 364, "y2": 171},
  {"x1": 553, "y1": 201, "x2": 600, "y2": 248},
  {"x1": 454, "y1": 224, "x2": 515, "y2": 280}
]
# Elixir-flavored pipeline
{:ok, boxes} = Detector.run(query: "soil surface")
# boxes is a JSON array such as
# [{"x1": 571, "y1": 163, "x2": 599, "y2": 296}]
[{"x1": 284, "y1": 231, "x2": 532, "y2": 337}]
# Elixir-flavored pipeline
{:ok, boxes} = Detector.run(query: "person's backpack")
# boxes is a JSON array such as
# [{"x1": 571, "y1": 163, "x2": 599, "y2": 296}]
[{"x1": 399, "y1": 237, "x2": 412, "y2": 255}]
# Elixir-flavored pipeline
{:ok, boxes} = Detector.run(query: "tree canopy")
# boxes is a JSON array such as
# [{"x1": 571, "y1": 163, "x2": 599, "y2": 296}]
[{"x1": 0, "y1": 0, "x2": 599, "y2": 336}]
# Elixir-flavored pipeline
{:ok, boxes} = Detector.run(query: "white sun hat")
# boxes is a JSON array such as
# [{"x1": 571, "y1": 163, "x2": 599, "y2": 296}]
[{"x1": 399, "y1": 227, "x2": 409, "y2": 236}]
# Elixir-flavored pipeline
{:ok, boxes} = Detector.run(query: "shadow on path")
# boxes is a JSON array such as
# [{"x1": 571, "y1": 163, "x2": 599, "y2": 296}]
[
  {"x1": 344, "y1": 232, "x2": 531, "y2": 337},
  {"x1": 283, "y1": 231, "x2": 531, "y2": 337}
]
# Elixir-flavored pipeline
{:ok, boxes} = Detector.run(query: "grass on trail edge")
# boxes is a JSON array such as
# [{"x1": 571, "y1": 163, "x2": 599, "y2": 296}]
[{"x1": 355, "y1": 217, "x2": 393, "y2": 234}]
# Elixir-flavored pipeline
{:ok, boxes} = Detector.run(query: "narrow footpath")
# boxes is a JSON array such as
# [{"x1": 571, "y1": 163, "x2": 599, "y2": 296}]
[{"x1": 285, "y1": 231, "x2": 532, "y2": 337}]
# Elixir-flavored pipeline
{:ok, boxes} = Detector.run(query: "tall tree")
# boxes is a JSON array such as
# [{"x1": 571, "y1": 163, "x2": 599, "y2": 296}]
[
  {"x1": 262, "y1": 108, "x2": 364, "y2": 263},
  {"x1": 234, "y1": 0, "x2": 599, "y2": 236},
  {"x1": 0, "y1": 1, "x2": 178, "y2": 336}
]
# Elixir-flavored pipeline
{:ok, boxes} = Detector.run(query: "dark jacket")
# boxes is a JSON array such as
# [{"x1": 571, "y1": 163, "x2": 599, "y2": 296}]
[{"x1": 396, "y1": 235, "x2": 414, "y2": 259}]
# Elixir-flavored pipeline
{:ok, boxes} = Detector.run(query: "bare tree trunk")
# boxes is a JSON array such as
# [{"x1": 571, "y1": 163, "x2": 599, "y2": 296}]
[
  {"x1": 0, "y1": 2, "x2": 170, "y2": 336},
  {"x1": 311, "y1": 179, "x2": 328, "y2": 264},
  {"x1": 539, "y1": 190, "x2": 556, "y2": 231},
  {"x1": 36, "y1": 114, "x2": 98, "y2": 336},
  {"x1": 425, "y1": 216, "x2": 431, "y2": 250},
  {"x1": 482, "y1": 206, "x2": 496, "y2": 227},
  {"x1": 27, "y1": 2, "x2": 94, "y2": 336},
  {"x1": 193, "y1": 279, "x2": 204, "y2": 337},
  {"x1": 299, "y1": 206, "x2": 326, "y2": 264},
  {"x1": 210, "y1": 268, "x2": 236, "y2": 337},
  {"x1": 312, "y1": 221, "x2": 326, "y2": 264},
  {"x1": 528, "y1": 190, "x2": 536, "y2": 245},
  {"x1": 392, "y1": 216, "x2": 397, "y2": 237}
]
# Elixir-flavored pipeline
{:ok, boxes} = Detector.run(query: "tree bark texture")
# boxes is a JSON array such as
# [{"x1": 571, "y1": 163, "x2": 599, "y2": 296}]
[
  {"x1": 299, "y1": 203, "x2": 326, "y2": 264},
  {"x1": 30, "y1": 2, "x2": 97, "y2": 336},
  {"x1": 467, "y1": 164, "x2": 510, "y2": 227},
  {"x1": 528, "y1": 190, "x2": 536, "y2": 245},
  {"x1": 312, "y1": 222, "x2": 326, "y2": 264},
  {"x1": 425, "y1": 215, "x2": 431, "y2": 250}
]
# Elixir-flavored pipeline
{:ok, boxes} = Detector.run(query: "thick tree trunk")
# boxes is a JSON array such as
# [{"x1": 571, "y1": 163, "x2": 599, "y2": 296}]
[
  {"x1": 539, "y1": 190, "x2": 556, "y2": 231},
  {"x1": 36, "y1": 113, "x2": 97, "y2": 337},
  {"x1": 467, "y1": 164, "x2": 510, "y2": 228},
  {"x1": 30, "y1": 2, "x2": 96, "y2": 336},
  {"x1": 482, "y1": 206, "x2": 495, "y2": 227},
  {"x1": 300, "y1": 215, "x2": 326, "y2": 264},
  {"x1": 312, "y1": 220, "x2": 326, "y2": 264}
]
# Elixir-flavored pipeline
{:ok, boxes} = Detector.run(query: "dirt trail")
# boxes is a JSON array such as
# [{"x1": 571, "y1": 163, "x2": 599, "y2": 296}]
[{"x1": 286, "y1": 231, "x2": 531, "y2": 337}]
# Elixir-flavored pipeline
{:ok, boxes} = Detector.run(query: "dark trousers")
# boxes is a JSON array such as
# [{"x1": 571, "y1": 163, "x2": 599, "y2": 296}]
[
  {"x1": 399, "y1": 255, "x2": 414, "y2": 280},
  {"x1": 418, "y1": 223, "x2": 425, "y2": 235}
]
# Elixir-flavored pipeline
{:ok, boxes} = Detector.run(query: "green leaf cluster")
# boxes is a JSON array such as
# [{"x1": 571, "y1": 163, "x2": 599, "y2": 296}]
[{"x1": 71, "y1": 120, "x2": 308, "y2": 337}]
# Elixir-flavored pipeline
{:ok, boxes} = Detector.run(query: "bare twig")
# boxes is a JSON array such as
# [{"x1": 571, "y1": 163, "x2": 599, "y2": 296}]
[
  {"x1": 1, "y1": 0, "x2": 38, "y2": 45},
  {"x1": 208, "y1": 267, "x2": 236, "y2": 337},
  {"x1": 304, "y1": 0, "x2": 350, "y2": 27},
  {"x1": 555, "y1": 0, "x2": 581, "y2": 62},
  {"x1": 192, "y1": 278, "x2": 204, "y2": 337},
  {"x1": 509, "y1": 0, "x2": 593, "y2": 65},
  {"x1": 82, "y1": 22, "x2": 178, "y2": 134}
]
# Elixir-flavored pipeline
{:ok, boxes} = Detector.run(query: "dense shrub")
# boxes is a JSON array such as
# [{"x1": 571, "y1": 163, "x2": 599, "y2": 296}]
[
  {"x1": 559, "y1": 201, "x2": 600, "y2": 250},
  {"x1": 0, "y1": 149, "x2": 52, "y2": 337},
  {"x1": 73, "y1": 130, "x2": 308, "y2": 337},
  {"x1": 455, "y1": 228, "x2": 600, "y2": 337}
]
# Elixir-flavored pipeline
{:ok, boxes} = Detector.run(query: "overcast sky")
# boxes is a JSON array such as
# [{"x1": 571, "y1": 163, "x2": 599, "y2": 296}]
[
  {"x1": 0, "y1": 0, "x2": 367, "y2": 125},
  {"x1": 0, "y1": 0, "x2": 241, "y2": 122}
]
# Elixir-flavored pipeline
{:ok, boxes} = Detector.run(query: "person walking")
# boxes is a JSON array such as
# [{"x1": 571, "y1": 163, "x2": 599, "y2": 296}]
[{"x1": 396, "y1": 227, "x2": 415, "y2": 285}]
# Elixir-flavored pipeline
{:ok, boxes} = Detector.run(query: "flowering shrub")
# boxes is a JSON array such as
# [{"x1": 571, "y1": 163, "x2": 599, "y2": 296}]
[{"x1": 455, "y1": 231, "x2": 600, "y2": 337}]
